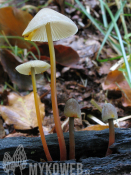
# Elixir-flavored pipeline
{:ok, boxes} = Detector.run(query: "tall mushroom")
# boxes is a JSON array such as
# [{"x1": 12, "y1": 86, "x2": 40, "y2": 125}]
[
  {"x1": 22, "y1": 8, "x2": 78, "y2": 160},
  {"x1": 16, "y1": 60, "x2": 52, "y2": 161},
  {"x1": 64, "y1": 98, "x2": 81, "y2": 160},
  {"x1": 102, "y1": 103, "x2": 118, "y2": 156}
]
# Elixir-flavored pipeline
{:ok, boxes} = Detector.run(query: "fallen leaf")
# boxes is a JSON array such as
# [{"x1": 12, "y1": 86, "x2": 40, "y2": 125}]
[
  {"x1": 102, "y1": 70, "x2": 131, "y2": 107},
  {"x1": 98, "y1": 62, "x2": 114, "y2": 76},
  {"x1": 30, "y1": 43, "x2": 83, "y2": 69},
  {"x1": 54, "y1": 44, "x2": 81, "y2": 68},
  {"x1": 102, "y1": 70, "x2": 125, "y2": 90},
  {"x1": 121, "y1": 82, "x2": 131, "y2": 107},
  {"x1": 7, "y1": 93, "x2": 20, "y2": 105},
  {"x1": 56, "y1": 36, "x2": 100, "y2": 59},
  {"x1": 0, "y1": 49, "x2": 32, "y2": 90},
  {"x1": 5, "y1": 132, "x2": 28, "y2": 138},
  {"x1": 83, "y1": 125, "x2": 109, "y2": 131},
  {"x1": 0, "y1": 7, "x2": 32, "y2": 48},
  {"x1": 0, "y1": 49, "x2": 46, "y2": 90},
  {"x1": 0, "y1": 92, "x2": 45, "y2": 130}
]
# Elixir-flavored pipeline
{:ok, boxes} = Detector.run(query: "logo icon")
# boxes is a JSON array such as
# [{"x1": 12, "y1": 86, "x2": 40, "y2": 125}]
[{"x1": 3, "y1": 144, "x2": 27, "y2": 175}]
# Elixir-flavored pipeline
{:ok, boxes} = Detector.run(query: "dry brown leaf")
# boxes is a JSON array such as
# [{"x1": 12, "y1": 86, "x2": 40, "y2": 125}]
[
  {"x1": 102, "y1": 70, "x2": 131, "y2": 107},
  {"x1": 5, "y1": 132, "x2": 28, "y2": 138},
  {"x1": 0, "y1": 7, "x2": 32, "y2": 48},
  {"x1": 83, "y1": 125, "x2": 109, "y2": 131},
  {"x1": 102, "y1": 70, "x2": 125, "y2": 90},
  {"x1": 98, "y1": 62, "x2": 114, "y2": 76},
  {"x1": 30, "y1": 43, "x2": 82, "y2": 69},
  {"x1": 0, "y1": 92, "x2": 45, "y2": 130},
  {"x1": 0, "y1": 49, "x2": 46, "y2": 90},
  {"x1": 0, "y1": 49, "x2": 32, "y2": 89}
]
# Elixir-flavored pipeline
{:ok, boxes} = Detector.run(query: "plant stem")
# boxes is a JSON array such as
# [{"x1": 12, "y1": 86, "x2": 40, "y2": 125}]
[
  {"x1": 69, "y1": 117, "x2": 75, "y2": 160},
  {"x1": 90, "y1": 99, "x2": 102, "y2": 113},
  {"x1": 46, "y1": 23, "x2": 67, "y2": 161},
  {"x1": 106, "y1": 119, "x2": 115, "y2": 156},
  {"x1": 31, "y1": 67, "x2": 52, "y2": 161}
]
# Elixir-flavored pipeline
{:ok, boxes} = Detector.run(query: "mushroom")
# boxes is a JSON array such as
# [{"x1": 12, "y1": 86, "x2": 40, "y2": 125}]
[
  {"x1": 64, "y1": 98, "x2": 81, "y2": 160},
  {"x1": 102, "y1": 103, "x2": 118, "y2": 156},
  {"x1": 22, "y1": 8, "x2": 78, "y2": 160},
  {"x1": 16, "y1": 60, "x2": 52, "y2": 161}
]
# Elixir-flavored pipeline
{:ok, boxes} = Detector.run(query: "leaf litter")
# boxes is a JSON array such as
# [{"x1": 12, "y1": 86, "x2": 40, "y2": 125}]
[{"x1": 0, "y1": 0, "x2": 130, "y2": 137}]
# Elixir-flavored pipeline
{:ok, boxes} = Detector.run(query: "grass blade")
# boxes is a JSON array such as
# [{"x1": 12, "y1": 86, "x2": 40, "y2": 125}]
[
  {"x1": 97, "y1": 2, "x2": 125, "y2": 61},
  {"x1": 0, "y1": 35, "x2": 40, "y2": 59},
  {"x1": 99, "y1": 0, "x2": 131, "y2": 83}
]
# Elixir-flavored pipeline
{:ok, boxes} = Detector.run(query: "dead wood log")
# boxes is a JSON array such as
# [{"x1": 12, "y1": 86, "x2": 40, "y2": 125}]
[{"x1": 0, "y1": 128, "x2": 131, "y2": 174}]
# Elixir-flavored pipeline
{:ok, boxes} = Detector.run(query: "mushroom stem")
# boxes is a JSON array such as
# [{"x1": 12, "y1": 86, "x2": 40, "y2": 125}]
[
  {"x1": 45, "y1": 23, "x2": 67, "y2": 161},
  {"x1": 69, "y1": 117, "x2": 75, "y2": 160},
  {"x1": 31, "y1": 67, "x2": 53, "y2": 161},
  {"x1": 106, "y1": 119, "x2": 115, "y2": 156}
]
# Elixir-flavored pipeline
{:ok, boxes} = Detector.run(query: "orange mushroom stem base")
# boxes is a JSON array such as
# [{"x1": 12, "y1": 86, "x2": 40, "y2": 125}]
[
  {"x1": 106, "y1": 119, "x2": 115, "y2": 156},
  {"x1": 31, "y1": 67, "x2": 52, "y2": 161}
]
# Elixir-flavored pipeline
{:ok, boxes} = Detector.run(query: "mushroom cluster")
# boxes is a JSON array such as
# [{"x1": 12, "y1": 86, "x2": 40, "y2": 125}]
[{"x1": 22, "y1": 8, "x2": 78, "y2": 160}]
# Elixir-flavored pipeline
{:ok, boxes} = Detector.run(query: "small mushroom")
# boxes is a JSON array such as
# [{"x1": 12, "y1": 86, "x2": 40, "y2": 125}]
[
  {"x1": 64, "y1": 98, "x2": 81, "y2": 160},
  {"x1": 16, "y1": 60, "x2": 52, "y2": 161},
  {"x1": 102, "y1": 103, "x2": 118, "y2": 156},
  {"x1": 22, "y1": 8, "x2": 78, "y2": 160}
]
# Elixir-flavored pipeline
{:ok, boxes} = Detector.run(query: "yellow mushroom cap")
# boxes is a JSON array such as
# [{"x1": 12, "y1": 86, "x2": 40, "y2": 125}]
[
  {"x1": 102, "y1": 103, "x2": 118, "y2": 123},
  {"x1": 15, "y1": 60, "x2": 50, "y2": 75},
  {"x1": 22, "y1": 8, "x2": 78, "y2": 41},
  {"x1": 64, "y1": 98, "x2": 81, "y2": 118}
]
